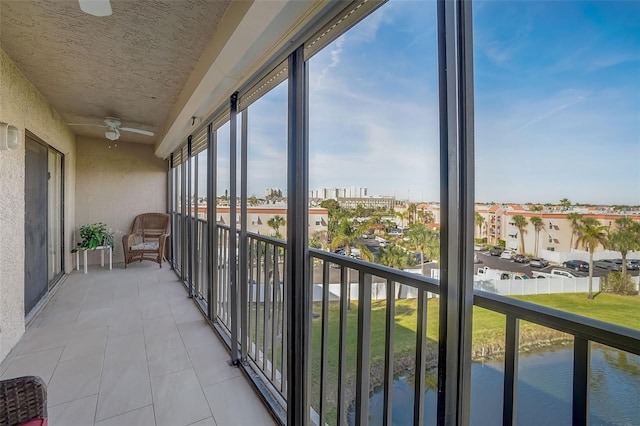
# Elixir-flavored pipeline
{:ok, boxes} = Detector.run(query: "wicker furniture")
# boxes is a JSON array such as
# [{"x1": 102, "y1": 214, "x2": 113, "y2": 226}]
[
  {"x1": 122, "y1": 213, "x2": 170, "y2": 268},
  {"x1": 0, "y1": 376, "x2": 47, "y2": 426}
]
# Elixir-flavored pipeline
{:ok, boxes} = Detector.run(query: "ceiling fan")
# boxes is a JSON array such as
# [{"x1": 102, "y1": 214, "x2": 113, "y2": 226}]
[
  {"x1": 68, "y1": 117, "x2": 155, "y2": 142},
  {"x1": 78, "y1": 0, "x2": 112, "y2": 17}
]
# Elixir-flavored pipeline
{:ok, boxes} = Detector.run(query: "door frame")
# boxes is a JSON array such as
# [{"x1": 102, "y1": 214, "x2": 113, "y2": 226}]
[{"x1": 24, "y1": 131, "x2": 65, "y2": 315}]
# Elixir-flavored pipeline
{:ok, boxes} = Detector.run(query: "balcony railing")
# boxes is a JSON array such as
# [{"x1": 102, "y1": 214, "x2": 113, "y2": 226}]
[{"x1": 170, "y1": 219, "x2": 640, "y2": 425}]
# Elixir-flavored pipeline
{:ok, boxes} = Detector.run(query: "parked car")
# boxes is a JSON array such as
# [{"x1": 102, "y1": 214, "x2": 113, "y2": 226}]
[
  {"x1": 562, "y1": 259, "x2": 589, "y2": 272},
  {"x1": 532, "y1": 268, "x2": 580, "y2": 278},
  {"x1": 513, "y1": 254, "x2": 530, "y2": 264},
  {"x1": 499, "y1": 250, "x2": 515, "y2": 260},
  {"x1": 529, "y1": 258, "x2": 549, "y2": 268},
  {"x1": 593, "y1": 259, "x2": 621, "y2": 271},
  {"x1": 361, "y1": 233, "x2": 373, "y2": 239},
  {"x1": 627, "y1": 260, "x2": 640, "y2": 271},
  {"x1": 489, "y1": 246, "x2": 503, "y2": 256},
  {"x1": 379, "y1": 240, "x2": 391, "y2": 247},
  {"x1": 550, "y1": 269, "x2": 580, "y2": 278}
]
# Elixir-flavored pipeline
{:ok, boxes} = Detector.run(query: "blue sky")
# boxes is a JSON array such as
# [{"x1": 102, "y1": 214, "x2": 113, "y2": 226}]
[{"x1": 209, "y1": 0, "x2": 639, "y2": 205}]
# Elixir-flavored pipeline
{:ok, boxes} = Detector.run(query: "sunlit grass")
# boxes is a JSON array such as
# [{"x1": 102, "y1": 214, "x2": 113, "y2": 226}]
[{"x1": 303, "y1": 292, "x2": 639, "y2": 423}]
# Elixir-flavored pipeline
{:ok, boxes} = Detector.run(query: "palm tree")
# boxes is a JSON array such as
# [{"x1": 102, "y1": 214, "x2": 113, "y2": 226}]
[
  {"x1": 512, "y1": 215, "x2": 528, "y2": 254},
  {"x1": 405, "y1": 223, "x2": 440, "y2": 276},
  {"x1": 267, "y1": 215, "x2": 286, "y2": 239},
  {"x1": 395, "y1": 210, "x2": 409, "y2": 228},
  {"x1": 407, "y1": 203, "x2": 417, "y2": 225},
  {"x1": 576, "y1": 218, "x2": 609, "y2": 299},
  {"x1": 530, "y1": 216, "x2": 545, "y2": 257},
  {"x1": 418, "y1": 209, "x2": 435, "y2": 224},
  {"x1": 567, "y1": 212, "x2": 583, "y2": 250},
  {"x1": 609, "y1": 218, "x2": 640, "y2": 279},
  {"x1": 376, "y1": 245, "x2": 412, "y2": 298},
  {"x1": 329, "y1": 217, "x2": 373, "y2": 261},
  {"x1": 474, "y1": 211, "x2": 485, "y2": 239},
  {"x1": 560, "y1": 198, "x2": 571, "y2": 211}
]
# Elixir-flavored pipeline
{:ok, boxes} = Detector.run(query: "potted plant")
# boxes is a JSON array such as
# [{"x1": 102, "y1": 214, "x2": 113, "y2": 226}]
[{"x1": 71, "y1": 222, "x2": 114, "y2": 253}]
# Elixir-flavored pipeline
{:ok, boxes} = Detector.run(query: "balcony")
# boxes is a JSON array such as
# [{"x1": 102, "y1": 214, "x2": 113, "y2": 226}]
[
  {"x1": 1, "y1": 0, "x2": 639, "y2": 425},
  {"x1": 171, "y1": 218, "x2": 640, "y2": 425},
  {"x1": 0, "y1": 262, "x2": 274, "y2": 426},
  {"x1": 2, "y1": 220, "x2": 638, "y2": 425}
]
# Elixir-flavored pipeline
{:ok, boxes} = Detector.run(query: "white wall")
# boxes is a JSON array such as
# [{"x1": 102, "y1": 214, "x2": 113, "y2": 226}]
[
  {"x1": 75, "y1": 137, "x2": 167, "y2": 265},
  {"x1": 0, "y1": 49, "x2": 77, "y2": 363}
]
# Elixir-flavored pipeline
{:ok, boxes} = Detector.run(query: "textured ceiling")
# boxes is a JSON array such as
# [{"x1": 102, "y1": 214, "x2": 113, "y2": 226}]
[{"x1": 0, "y1": 0, "x2": 231, "y2": 144}]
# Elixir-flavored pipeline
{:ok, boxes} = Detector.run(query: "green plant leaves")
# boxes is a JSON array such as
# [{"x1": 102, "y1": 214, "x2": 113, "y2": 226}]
[{"x1": 71, "y1": 222, "x2": 114, "y2": 252}]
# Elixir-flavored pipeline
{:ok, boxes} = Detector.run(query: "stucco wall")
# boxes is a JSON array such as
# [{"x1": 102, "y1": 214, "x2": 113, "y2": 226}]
[
  {"x1": 76, "y1": 137, "x2": 167, "y2": 265},
  {"x1": 0, "y1": 49, "x2": 76, "y2": 363}
]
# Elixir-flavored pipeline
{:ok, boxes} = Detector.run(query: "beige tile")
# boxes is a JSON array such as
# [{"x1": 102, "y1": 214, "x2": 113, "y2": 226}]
[
  {"x1": 112, "y1": 293, "x2": 142, "y2": 308},
  {"x1": 172, "y1": 303, "x2": 204, "y2": 324},
  {"x1": 48, "y1": 393, "x2": 98, "y2": 426},
  {"x1": 82, "y1": 298, "x2": 113, "y2": 312},
  {"x1": 95, "y1": 404, "x2": 156, "y2": 426},
  {"x1": 143, "y1": 315, "x2": 180, "y2": 344},
  {"x1": 0, "y1": 347, "x2": 63, "y2": 384},
  {"x1": 188, "y1": 417, "x2": 217, "y2": 426},
  {"x1": 177, "y1": 320, "x2": 217, "y2": 349},
  {"x1": 19, "y1": 326, "x2": 71, "y2": 354},
  {"x1": 108, "y1": 314, "x2": 144, "y2": 338},
  {"x1": 150, "y1": 369, "x2": 212, "y2": 426},
  {"x1": 74, "y1": 307, "x2": 112, "y2": 331},
  {"x1": 60, "y1": 326, "x2": 108, "y2": 362},
  {"x1": 47, "y1": 353, "x2": 103, "y2": 406},
  {"x1": 187, "y1": 343, "x2": 239, "y2": 387},
  {"x1": 104, "y1": 332, "x2": 147, "y2": 366},
  {"x1": 33, "y1": 310, "x2": 79, "y2": 329},
  {"x1": 96, "y1": 359, "x2": 153, "y2": 422},
  {"x1": 141, "y1": 300, "x2": 172, "y2": 320},
  {"x1": 204, "y1": 377, "x2": 276, "y2": 426},
  {"x1": 163, "y1": 284, "x2": 189, "y2": 299},
  {"x1": 146, "y1": 337, "x2": 191, "y2": 378},
  {"x1": 138, "y1": 289, "x2": 166, "y2": 303}
]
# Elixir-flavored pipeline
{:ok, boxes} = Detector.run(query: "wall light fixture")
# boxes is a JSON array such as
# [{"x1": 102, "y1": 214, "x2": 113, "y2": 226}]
[{"x1": 0, "y1": 123, "x2": 21, "y2": 150}]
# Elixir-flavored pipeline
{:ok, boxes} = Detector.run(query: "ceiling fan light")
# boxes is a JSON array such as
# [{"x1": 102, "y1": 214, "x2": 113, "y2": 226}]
[
  {"x1": 79, "y1": 0, "x2": 112, "y2": 17},
  {"x1": 105, "y1": 129, "x2": 119, "y2": 141}
]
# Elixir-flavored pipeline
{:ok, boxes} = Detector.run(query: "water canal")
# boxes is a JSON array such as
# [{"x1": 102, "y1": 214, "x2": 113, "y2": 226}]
[{"x1": 349, "y1": 346, "x2": 639, "y2": 425}]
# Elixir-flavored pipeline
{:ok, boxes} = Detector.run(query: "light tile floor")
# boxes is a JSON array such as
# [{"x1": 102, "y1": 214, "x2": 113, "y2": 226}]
[{"x1": 0, "y1": 262, "x2": 276, "y2": 426}]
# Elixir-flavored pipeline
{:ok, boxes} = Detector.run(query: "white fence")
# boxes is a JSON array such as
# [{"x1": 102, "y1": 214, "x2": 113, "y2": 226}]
[
  {"x1": 474, "y1": 276, "x2": 640, "y2": 296},
  {"x1": 540, "y1": 249, "x2": 640, "y2": 264}
]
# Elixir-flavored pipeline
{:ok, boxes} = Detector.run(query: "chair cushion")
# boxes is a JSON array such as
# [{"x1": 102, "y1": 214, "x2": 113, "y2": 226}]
[
  {"x1": 18, "y1": 419, "x2": 47, "y2": 426},
  {"x1": 130, "y1": 242, "x2": 159, "y2": 251}
]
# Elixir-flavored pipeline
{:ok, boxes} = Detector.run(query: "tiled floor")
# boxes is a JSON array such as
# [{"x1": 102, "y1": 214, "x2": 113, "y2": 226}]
[{"x1": 0, "y1": 262, "x2": 276, "y2": 426}]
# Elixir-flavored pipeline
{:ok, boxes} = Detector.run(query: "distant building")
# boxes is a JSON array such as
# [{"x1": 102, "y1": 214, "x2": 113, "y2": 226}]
[
  {"x1": 309, "y1": 187, "x2": 398, "y2": 210},
  {"x1": 310, "y1": 186, "x2": 368, "y2": 199},
  {"x1": 194, "y1": 204, "x2": 328, "y2": 237},
  {"x1": 265, "y1": 187, "x2": 283, "y2": 198},
  {"x1": 336, "y1": 196, "x2": 396, "y2": 210},
  {"x1": 475, "y1": 204, "x2": 640, "y2": 255}
]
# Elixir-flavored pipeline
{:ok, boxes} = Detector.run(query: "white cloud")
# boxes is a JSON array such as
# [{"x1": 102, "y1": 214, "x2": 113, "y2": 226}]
[{"x1": 514, "y1": 95, "x2": 585, "y2": 132}]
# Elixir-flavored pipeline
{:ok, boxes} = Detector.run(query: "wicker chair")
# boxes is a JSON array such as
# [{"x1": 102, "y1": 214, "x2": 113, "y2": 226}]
[
  {"x1": 0, "y1": 376, "x2": 47, "y2": 426},
  {"x1": 122, "y1": 213, "x2": 170, "y2": 268}
]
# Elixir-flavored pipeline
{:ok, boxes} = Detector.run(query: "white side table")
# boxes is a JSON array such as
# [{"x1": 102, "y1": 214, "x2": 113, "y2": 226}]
[{"x1": 75, "y1": 245, "x2": 112, "y2": 274}]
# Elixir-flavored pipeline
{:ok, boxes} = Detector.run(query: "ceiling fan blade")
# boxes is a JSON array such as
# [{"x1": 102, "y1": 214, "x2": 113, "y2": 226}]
[
  {"x1": 120, "y1": 127, "x2": 155, "y2": 137},
  {"x1": 78, "y1": 0, "x2": 112, "y2": 17}
]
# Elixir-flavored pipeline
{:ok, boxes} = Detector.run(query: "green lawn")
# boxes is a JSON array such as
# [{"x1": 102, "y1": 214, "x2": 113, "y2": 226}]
[
  {"x1": 512, "y1": 293, "x2": 640, "y2": 330},
  {"x1": 307, "y1": 292, "x2": 639, "y2": 424}
]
